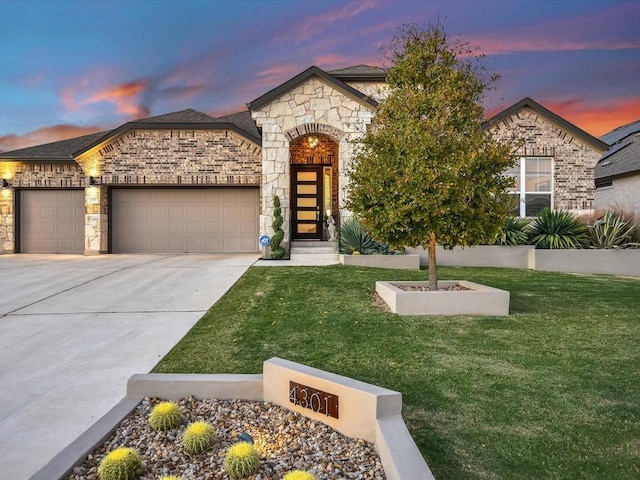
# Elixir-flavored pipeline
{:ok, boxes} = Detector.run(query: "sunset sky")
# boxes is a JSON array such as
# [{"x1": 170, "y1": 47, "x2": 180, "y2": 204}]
[{"x1": 1, "y1": 0, "x2": 638, "y2": 152}]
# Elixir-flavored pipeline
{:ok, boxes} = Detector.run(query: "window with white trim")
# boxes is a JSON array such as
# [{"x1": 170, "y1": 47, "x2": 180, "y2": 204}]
[{"x1": 505, "y1": 157, "x2": 553, "y2": 217}]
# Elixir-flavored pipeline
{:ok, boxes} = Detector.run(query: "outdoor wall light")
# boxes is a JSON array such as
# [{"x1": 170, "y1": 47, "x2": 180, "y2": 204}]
[
  {"x1": 1, "y1": 179, "x2": 8, "y2": 188},
  {"x1": 88, "y1": 176, "x2": 96, "y2": 186},
  {"x1": 237, "y1": 432, "x2": 254, "y2": 444},
  {"x1": 307, "y1": 136, "x2": 319, "y2": 149}
]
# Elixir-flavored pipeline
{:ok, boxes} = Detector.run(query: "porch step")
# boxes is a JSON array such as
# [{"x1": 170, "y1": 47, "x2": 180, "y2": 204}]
[{"x1": 289, "y1": 241, "x2": 339, "y2": 261}]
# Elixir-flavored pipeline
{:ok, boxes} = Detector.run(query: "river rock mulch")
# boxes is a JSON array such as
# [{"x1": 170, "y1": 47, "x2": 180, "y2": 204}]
[{"x1": 67, "y1": 397, "x2": 386, "y2": 480}]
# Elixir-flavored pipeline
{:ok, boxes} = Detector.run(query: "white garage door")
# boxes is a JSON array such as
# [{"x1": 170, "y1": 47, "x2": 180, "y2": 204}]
[
  {"x1": 19, "y1": 190, "x2": 85, "y2": 254},
  {"x1": 111, "y1": 188, "x2": 259, "y2": 253}
]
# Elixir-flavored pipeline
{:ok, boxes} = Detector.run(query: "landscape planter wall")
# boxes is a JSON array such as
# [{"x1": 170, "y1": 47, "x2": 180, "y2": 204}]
[
  {"x1": 32, "y1": 357, "x2": 434, "y2": 480},
  {"x1": 407, "y1": 245, "x2": 534, "y2": 269},
  {"x1": 376, "y1": 280, "x2": 510, "y2": 316},
  {"x1": 534, "y1": 249, "x2": 640, "y2": 277},
  {"x1": 340, "y1": 253, "x2": 420, "y2": 269}
]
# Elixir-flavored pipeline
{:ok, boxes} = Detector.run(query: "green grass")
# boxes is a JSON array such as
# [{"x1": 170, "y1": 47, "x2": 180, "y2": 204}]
[{"x1": 154, "y1": 265, "x2": 640, "y2": 479}]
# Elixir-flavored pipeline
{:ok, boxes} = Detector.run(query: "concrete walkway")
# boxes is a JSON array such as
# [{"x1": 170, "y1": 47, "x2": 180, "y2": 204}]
[{"x1": 0, "y1": 254, "x2": 258, "y2": 479}]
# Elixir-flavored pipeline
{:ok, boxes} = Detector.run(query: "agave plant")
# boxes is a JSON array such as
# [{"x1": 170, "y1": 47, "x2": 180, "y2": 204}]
[
  {"x1": 588, "y1": 211, "x2": 639, "y2": 249},
  {"x1": 528, "y1": 208, "x2": 588, "y2": 249},
  {"x1": 338, "y1": 217, "x2": 379, "y2": 254},
  {"x1": 493, "y1": 216, "x2": 530, "y2": 246}
]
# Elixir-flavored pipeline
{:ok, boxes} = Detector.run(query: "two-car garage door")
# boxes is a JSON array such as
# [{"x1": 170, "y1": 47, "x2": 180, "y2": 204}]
[
  {"x1": 111, "y1": 188, "x2": 259, "y2": 253},
  {"x1": 18, "y1": 188, "x2": 259, "y2": 254}
]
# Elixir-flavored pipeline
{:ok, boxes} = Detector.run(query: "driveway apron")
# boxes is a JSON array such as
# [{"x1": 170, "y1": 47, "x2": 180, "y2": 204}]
[{"x1": 0, "y1": 254, "x2": 257, "y2": 479}]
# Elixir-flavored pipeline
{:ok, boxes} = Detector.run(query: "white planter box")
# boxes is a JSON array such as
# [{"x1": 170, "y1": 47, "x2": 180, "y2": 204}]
[
  {"x1": 534, "y1": 249, "x2": 640, "y2": 277},
  {"x1": 376, "y1": 280, "x2": 510, "y2": 316},
  {"x1": 408, "y1": 245, "x2": 534, "y2": 269},
  {"x1": 340, "y1": 254, "x2": 420, "y2": 269}
]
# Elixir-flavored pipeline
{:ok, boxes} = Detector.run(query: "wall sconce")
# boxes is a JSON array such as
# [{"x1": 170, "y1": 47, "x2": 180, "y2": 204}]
[
  {"x1": 1, "y1": 179, "x2": 8, "y2": 188},
  {"x1": 88, "y1": 176, "x2": 96, "y2": 186}
]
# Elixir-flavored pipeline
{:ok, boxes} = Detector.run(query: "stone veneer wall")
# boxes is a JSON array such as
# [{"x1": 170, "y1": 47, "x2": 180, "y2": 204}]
[
  {"x1": 251, "y1": 77, "x2": 377, "y2": 242},
  {"x1": 0, "y1": 188, "x2": 13, "y2": 253},
  {"x1": 489, "y1": 107, "x2": 603, "y2": 212}
]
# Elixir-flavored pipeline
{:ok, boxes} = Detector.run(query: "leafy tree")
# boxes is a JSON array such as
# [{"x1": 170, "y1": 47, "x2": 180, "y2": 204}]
[{"x1": 347, "y1": 22, "x2": 515, "y2": 289}]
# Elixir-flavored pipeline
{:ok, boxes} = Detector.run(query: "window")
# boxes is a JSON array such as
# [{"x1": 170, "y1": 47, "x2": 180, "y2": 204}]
[{"x1": 506, "y1": 157, "x2": 553, "y2": 217}]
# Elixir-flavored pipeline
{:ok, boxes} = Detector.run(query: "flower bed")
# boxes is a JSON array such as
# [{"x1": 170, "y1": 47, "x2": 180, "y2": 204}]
[{"x1": 67, "y1": 396, "x2": 385, "y2": 480}]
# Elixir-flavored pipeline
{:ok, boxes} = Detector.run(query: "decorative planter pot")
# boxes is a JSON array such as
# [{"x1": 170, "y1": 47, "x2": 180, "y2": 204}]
[{"x1": 376, "y1": 280, "x2": 510, "y2": 316}]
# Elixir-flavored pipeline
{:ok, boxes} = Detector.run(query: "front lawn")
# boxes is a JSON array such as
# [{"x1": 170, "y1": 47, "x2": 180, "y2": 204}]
[{"x1": 154, "y1": 265, "x2": 640, "y2": 480}]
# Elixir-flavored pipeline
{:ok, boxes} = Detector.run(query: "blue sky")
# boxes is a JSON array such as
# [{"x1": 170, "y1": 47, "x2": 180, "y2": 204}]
[{"x1": 0, "y1": 0, "x2": 638, "y2": 152}]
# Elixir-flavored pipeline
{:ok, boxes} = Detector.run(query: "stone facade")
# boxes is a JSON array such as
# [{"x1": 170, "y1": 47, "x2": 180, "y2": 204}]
[
  {"x1": 0, "y1": 188, "x2": 13, "y2": 252},
  {"x1": 489, "y1": 107, "x2": 603, "y2": 213},
  {"x1": 251, "y1": 77, "x2": 377, "y2": 243},
  {"x1": 595, "y1": 176, "x2": 640, "y2": 214}
]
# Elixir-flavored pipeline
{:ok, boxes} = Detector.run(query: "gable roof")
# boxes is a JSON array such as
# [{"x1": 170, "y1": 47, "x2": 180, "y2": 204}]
[
  {"x1": 212, "y1": 110, "x2": 261, "y2": 140},
  {"x1": 326, "y1": 64, "x2": 387, "y2": 82},
  {"x1": 74, "y1": 108, "x2": 261, "y2": 157},
  {"x1": 483, "y1": 97, "x2": 609, "y2": 152},
  {"x1": 246, "y1": 65, "x2": 379, "y2": 112},
  {"x1": 0, "y1": 131, "x2": 108, "y2": 162},
  {"x1": 596, "y1": 121, "x2": 640, "y2": 180}
]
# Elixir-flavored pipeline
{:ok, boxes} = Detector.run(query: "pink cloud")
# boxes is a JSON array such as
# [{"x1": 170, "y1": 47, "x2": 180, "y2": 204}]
[
  {"x1": 86, "y1": 79, "x2": 150, "y2": 117},
  {"x1": 545, "y1": 98, "x2": 640, "y2": 137},
  {"x1": 0, "y1": 124, "x2": 104, "y2": 153}
]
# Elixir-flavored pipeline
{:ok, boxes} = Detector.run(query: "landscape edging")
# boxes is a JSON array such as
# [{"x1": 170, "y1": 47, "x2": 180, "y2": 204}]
[{"x1": 29, "y1": 359, "x2": 434, "y2": 480}]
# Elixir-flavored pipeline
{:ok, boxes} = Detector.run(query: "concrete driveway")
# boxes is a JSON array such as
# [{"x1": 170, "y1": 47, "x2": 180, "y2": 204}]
[{"x1": 0, "y1": 253, "x2": 258, "y2": 479}]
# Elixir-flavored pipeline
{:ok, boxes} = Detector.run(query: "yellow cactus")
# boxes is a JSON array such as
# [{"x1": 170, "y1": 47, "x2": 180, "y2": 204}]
[
  {"x1": 282, "y1": 471, "x2": 317, "y2": 480},
  {"x1": 148, "y1": 401, "x2": 183, "y2": 431}
]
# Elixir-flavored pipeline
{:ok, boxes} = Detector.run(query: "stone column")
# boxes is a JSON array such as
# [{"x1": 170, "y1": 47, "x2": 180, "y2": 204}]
[
  {"x1": 0, "y1": 187, "x2": 14, "y2": 253},
  {"x1": 84, "y1": 185, "x2": 108, "y2": 255}
]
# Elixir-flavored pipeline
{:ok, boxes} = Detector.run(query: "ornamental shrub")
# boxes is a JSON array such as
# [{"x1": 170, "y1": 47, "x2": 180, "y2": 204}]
[
  {"x1": 270, "y1": 195, "x2": 285, "y2": 259},
  {"x1": 97, "y1": 447, "x2": 142, "y2": 480},
  {"x1": 224, "y1": 441, "x2": 260, "y2": 478},
  {"x1": 528, "y1": 208, "x2": 588, "y2": 249},
  {"x1": 282, "y1": 471, "x2": 317, "y2": 480},
  {"x1": 183, "y1": 421, "x2": 216, "y2": 455},
  {"x1": 492, "y1": 216, "x2": 530, "y2": 246},
  {"x1": 587, "y1": 210, "x2": 639, "y2": 248},
  {"x1": 339, "y1": 217, "x2": 391, "y2": 254},
  {"x1": 148, "y1": 401, "x2": 183, "y2": 431}
]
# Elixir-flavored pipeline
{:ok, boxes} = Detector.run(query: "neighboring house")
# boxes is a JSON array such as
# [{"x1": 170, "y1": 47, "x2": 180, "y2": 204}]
[
  {"x1": 484, "y1": 97, "x2": 608, "y2": 217},
  {"x1": 595, "y1": 119, "x2": 640, "y2": 214},
  {"x1": 0, "y1": 66, "x2": 608, "y2": 255}
]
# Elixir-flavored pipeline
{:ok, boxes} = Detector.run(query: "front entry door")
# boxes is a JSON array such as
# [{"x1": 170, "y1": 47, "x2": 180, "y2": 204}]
[{"x1": 292, "y1": 166, "x2": 322, "y2": 240}]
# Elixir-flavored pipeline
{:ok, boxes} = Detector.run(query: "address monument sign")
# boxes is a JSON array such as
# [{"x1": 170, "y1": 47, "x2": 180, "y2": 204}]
[{"x1": 289, "y1": 381, "x2": 339, "y2": 419}]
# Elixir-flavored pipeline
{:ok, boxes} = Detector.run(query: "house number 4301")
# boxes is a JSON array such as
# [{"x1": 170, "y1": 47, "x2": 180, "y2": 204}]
[{"x1": 289, "y1": 381, "x2": 339, "y2": 419}]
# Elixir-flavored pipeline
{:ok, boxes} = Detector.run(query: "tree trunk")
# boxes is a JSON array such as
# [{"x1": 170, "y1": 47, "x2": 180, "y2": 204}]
[{"x1": 428, "y1": 232, "x2": 437, "y2": 291}]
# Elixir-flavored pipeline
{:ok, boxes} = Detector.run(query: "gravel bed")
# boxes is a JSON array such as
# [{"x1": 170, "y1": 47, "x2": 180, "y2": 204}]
[{"x1": 67, "y1": 397, "x2": 386, "y2": 480}]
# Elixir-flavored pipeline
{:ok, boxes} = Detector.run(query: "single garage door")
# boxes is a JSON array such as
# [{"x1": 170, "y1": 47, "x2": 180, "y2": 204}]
[
  {"x1": 19, "y1": 190, "x2": 85, "y2": 254},
  {"x1": 111, "y1": 188, "x2": 259, "y2": 253}
]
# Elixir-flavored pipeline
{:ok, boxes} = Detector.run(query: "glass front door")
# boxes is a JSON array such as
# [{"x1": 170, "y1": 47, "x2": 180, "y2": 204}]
[{"x1": 292, "y1": 166, "x2": 322, "y2": 239}]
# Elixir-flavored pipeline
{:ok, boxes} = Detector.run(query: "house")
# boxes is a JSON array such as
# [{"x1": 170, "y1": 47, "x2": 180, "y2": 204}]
[
  {"x1": 484, "y1": 97, "x2": 608, "y2": 217},
  {"x1": 594, "y1": 119, "x2": 640, "y2": 214},
  {"x1": 0, "y1": 66, "x2": 607, "y2": 255}
]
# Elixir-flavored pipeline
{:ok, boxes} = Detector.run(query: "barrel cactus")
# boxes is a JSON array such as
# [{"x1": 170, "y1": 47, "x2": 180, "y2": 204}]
[
  {"x1": 159, "y1": 477, "x2": 183, "y2": 480},
  {"x1": 224, "y1": 441, "x2": 260, "y2": 478},
  {"x1": 183, "y1": 421, "x2": 216, "y2": 455},
  {"x1": 148, "y1": 401, "x2": 183, "y2": 431},
  {"x1": 97, "y1": 447, "x2": 142, "y2": 480},
  {"x1": 282, "y1": 471, "x2": 317, "y2": 480}
]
